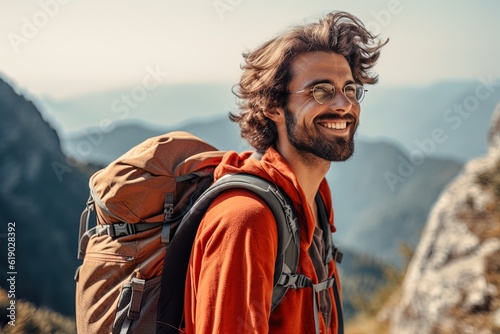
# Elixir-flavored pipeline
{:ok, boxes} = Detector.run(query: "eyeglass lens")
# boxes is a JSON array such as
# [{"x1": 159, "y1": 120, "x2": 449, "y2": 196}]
[{"x1": 312, "y1": 83, "x2": 364, "y2": 104}]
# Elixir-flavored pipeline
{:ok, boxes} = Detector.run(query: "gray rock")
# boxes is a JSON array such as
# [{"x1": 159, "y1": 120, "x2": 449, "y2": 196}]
[
  {"x1": 494, "y1": 308, "x2": 500, "y2": 327},
  {"x1": 387, "y1": 103, "x2": 500, "y2": 333}
]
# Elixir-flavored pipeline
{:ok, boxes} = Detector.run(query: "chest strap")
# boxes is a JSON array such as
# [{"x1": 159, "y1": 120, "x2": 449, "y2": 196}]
[
  {"x1": 95, "y1": 222, "x2": 164, "y2": 239},
  {"x1": 277, "y1": 264, "x2": 336, "y2": 334}
]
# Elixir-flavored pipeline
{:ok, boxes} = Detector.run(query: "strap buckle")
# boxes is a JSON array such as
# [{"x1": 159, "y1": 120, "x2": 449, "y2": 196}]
[
  {"x1": 97, "y1": 223, "x2": 137, "y2": 238},
  {"x1": 110, "y1": 223, "x2": 136, "y2": 238}
]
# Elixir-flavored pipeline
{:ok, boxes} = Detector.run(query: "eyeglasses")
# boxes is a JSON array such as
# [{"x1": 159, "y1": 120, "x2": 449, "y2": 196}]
[{"x1": 290, "y1": 82, "x2": 367, "y2": 105}]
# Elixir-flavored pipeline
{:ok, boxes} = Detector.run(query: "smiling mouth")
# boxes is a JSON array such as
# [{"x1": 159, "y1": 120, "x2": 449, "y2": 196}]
[{"x1": 318, "y1": 121, "x2": 349, "y2": 130}]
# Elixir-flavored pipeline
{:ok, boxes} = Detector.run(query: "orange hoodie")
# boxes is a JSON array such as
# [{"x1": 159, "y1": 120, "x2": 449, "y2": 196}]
[{"x1": 184, "y1": 147, "x2": 342, "y2": 334}]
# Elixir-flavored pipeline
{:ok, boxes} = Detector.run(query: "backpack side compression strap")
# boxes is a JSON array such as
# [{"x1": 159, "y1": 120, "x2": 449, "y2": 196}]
[{"x1": 156, "y1": 174, "x2": 300, "y2": 334}]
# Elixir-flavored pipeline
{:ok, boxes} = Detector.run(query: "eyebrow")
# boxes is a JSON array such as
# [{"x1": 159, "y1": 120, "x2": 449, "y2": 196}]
[{"x1": 300, "y1": 78, "x2": 356, "y2": 90}]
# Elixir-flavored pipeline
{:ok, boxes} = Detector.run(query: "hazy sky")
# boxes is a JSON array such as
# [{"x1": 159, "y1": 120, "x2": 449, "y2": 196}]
[{"x1": 1, "y1": 0, "x2": 499, "y2": 99}]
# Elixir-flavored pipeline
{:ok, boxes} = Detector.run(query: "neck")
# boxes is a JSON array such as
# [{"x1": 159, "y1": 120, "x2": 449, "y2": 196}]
[{"x1": 275, "y1": 142, "x2": 330, "y2": 207}]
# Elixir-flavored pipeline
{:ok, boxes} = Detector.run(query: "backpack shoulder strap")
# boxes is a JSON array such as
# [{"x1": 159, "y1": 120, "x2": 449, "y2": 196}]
[
  {"x1": 183, "y1": 173, "x2": 301, "y2": 304},
  {"x1": 200, "y1": 174, "x2": 301, "y2": 310},
  {"x1": 316, "y1": 193, "x2": 344, "y2": 334},
  {"x1": 316, "y1": 194, "x2": 343, "y2": 265},
  {"x1": 156, "y1": 173, "x2": 300, "y2": 333}
]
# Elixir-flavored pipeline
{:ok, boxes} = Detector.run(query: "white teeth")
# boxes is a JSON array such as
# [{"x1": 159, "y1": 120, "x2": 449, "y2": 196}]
[{"x1": 323, "y1": 122, "x2": 347, "y2": 129}]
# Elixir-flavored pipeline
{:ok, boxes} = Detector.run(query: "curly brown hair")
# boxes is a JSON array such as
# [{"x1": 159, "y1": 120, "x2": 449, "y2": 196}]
[{"x1": 230, "y1": 11, "x2": 388, "y2": 152}]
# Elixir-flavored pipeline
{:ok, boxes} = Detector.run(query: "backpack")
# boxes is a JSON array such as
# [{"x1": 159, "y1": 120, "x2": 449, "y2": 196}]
[
  {"x1": 75, "y1": 131, "x2": 304, "y2": 334},
  {"x1": 75, "y1": 131, "x2": 344, "y2": 334}
]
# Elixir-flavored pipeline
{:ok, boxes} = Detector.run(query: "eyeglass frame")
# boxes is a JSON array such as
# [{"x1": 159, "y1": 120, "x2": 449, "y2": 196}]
[{"x1": 290, "y1": 82, "x2": 367, "y2": 105}]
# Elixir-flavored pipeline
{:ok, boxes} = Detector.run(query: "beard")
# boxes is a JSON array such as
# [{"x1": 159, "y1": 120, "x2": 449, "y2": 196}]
[{"x1": 284, "y1": 106, "x2": 357, "y2": 162}]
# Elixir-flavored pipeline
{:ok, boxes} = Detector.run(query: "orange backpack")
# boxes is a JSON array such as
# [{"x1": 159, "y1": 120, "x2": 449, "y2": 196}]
[{"x1": 75, "y1": 131, "x2": 305, "y2": 334}]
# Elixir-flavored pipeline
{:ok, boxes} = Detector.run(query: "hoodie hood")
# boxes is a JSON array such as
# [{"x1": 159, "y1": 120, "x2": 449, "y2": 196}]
[{"x1": 214, "y1": 147, "x2": 336, "y2": 246}]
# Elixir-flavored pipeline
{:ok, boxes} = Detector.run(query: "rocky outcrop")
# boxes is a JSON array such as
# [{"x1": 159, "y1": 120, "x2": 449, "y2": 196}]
[
  {"x1": 387, "y1": 104, "x2": 500, "y2": 333},
  {"x1": 0, "y1": 77, "x2": 88, "y2": 315}
]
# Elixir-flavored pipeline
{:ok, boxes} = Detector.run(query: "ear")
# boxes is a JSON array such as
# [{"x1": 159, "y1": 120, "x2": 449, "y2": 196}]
[{"x1": 264, "y1": 107, "x2": 285, "y2": 123}]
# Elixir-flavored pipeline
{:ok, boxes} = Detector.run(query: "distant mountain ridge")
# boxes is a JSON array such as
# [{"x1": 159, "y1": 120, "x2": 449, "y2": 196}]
[
  {"x1": 41, "y1": 82, "x2": 236, "y2": 135},
  {"x1": 63, "y1": 117, "x2": 244, "y2": 165},
  {"x1": 329, "y1": 139, "x2": 463, "y2": 265}
]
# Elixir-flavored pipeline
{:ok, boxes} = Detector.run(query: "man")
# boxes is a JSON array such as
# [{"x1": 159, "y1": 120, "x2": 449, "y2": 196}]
[{"x1": 184, "y1": 11, "x2": 387, "y2": 333}]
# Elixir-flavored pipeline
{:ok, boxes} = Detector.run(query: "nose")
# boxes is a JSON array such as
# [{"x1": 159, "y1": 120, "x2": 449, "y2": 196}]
[{"x1": 327, "y1": 89, "x2": 352, "y2": 113}]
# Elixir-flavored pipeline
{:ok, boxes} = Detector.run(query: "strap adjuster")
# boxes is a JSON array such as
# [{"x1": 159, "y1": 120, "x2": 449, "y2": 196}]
[
  {"x1": 333, "y1": 247, "x2": 343, "y2": 264},
  {"x1": 278, "y1": 272, "x2": 310, "y2": 289},
  {"x1": 127, "y1": 277, "x2": 145, "y2": 320}
]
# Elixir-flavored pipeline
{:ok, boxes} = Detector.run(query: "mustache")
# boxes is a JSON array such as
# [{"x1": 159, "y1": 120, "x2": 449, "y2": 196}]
[{"x1": 315, "y1": 113, "x2": 357, "y2": 122}]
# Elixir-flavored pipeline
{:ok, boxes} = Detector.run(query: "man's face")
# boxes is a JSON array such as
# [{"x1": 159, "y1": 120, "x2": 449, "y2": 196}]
[{"x1": 283, "y1": 51, "x2": 360, "y2": 162}]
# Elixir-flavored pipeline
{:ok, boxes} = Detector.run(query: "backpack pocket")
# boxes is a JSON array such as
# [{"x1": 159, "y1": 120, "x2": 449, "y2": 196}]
[
  {"x1": 112, "y1": 276, "x2": 162, "y2": 334},
  {"x1": 76, "y1": 227, "x2": 165, "y2": 333}
]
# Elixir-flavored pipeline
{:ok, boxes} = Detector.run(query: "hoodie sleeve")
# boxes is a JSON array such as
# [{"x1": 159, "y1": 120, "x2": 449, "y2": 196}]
[{"x1": 184, "y1": 189, "x2": 279, "y2": 334}]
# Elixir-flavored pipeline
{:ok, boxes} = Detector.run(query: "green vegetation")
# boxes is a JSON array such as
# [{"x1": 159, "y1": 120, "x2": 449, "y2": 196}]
[
  {"x1": 344, "y1": 244, "x2": 414, "y2": 334},
  {"x1": 352, "y1": 244, "x2": 411, "y2": 317}
]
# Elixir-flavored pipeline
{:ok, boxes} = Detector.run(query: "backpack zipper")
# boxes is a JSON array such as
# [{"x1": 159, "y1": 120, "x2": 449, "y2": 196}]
[{"x1": 84, "y1": 252, "x2": 135, "y2": 263}]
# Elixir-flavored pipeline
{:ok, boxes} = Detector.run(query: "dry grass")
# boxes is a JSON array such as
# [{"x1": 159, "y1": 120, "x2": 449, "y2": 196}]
[
  {"x1": 0, "y1": 288, "x2": 76, "y2": 334},
  {"x1": 345, "y1": 313, "x2": 390, "y2": 334}
]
